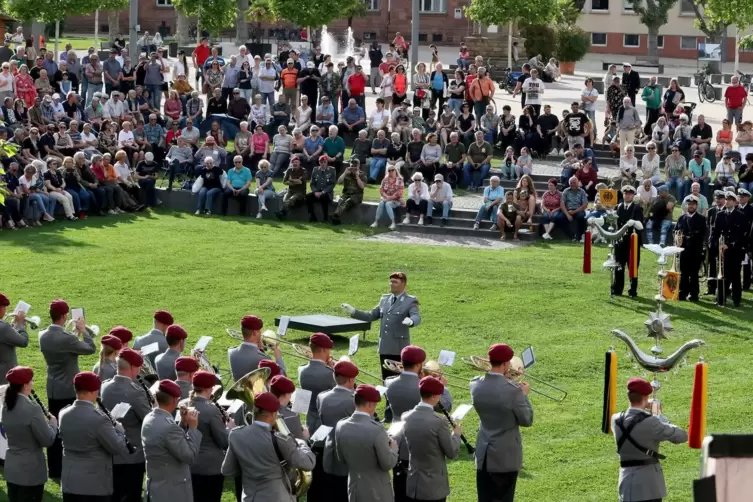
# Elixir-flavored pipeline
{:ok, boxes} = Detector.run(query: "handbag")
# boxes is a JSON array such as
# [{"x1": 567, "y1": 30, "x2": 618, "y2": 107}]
[{"x1": 191, "y1": 176, "x2": 204, "y2": 194}]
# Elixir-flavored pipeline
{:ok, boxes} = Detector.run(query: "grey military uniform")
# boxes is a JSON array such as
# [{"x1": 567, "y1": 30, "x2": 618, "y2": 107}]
[
  {"x1": 298, "y1": 359, "x2": 335, "y2": 433},
  {"x1": 176, "y1": 379, "x2": 192, "y2": 400},
  {"x1": 155, "y1": 347, "x2": 181, "y2": 381},
  {"x1": 141, "y1": 407, "x2": 202, "y2": 502},
  {"x1": 0, "y1": 319, "x2": 29, "y2": 384},
  {"x1": 471, "y1": 373, "x2": 533, "y2": 473},
  {"x1": 222, "y1": 421, "x2": 316, "y2": 502},
  {"x1": 336, "y1": 412, "x2": 399, "y2": 501},
  {"x1": 92, "y1": 358, "x2": 117, "y2": 382},
  {"x1": 39, "y1": 324, "x2": 97, "y2": 399},
  {"x1": 228, "y1": 342, "x2": 271, "y2": 382},
  {"x1": 280, "y1": 406, "x2": 305, "y2": 441},
  {"x1": 101, "y1": 374, "x2": 153, "y2": 465},
  {"x1": 58, "y1": 400, "x2": 130, "y2": 496},
  {"x1": 399, "y1": 403, "x2": 460, "y2": 500},
  {"x1": 351, "y1": 292, "x2": 421, "y2": 355},
  {"x1": 179, "y1": 395, "x2": 228, "y2": 476},
  {"x1": 318, "y1": 386, "x2": 355, "y2": 476},
  {"x1": 611, "y1": 408, "x2": 688, "y2": 502},
  {"x1": 133, "y1": 328, "x2": 169, "y2": 368},
  {"x1": 1, "y1": 394, "x2": 57, "y2": 486}
]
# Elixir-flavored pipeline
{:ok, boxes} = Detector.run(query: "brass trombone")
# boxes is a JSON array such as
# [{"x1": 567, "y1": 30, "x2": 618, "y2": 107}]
[
  {"x1": 382, "y1": 359, "x2": 466, "y2": 390},
  {"x1": 3, "y1": 313, "x2": 41, "y2": 330},
  {"x1": 462, "y1": 355, "x2": 568, "y2": 402}
]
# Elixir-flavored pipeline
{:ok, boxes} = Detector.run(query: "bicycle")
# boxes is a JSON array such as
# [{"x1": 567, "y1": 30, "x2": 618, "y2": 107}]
[
  {"x1": 735, "y1": 69, "x2": 753, "y2": 106},
  {"x1": 695, "y1": 72, "x2": 717, "y2": 103}
]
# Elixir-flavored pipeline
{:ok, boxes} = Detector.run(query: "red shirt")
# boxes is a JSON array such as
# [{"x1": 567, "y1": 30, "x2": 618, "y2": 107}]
[
  {"x1": 465, "y1": 75, "x2": 477, "y2": 101},
  {"x1": 166, "y1": 129, "x2": 182, "y2": 145},
  {"x1": 348, "y1": 73, "x2": 367, "y2": 97},
  {"x1": 379, "y1": 61, "x2": 396, "y2": 75},
  {"x1": 725, "y1": 84, "x2": 748, "y2": 109},
  {"x1": 192, "y1": 45, "x2": 210, "y2": 66},
  {"x1": 91, "y1": 164, "x2": 105, "y2": 183}
]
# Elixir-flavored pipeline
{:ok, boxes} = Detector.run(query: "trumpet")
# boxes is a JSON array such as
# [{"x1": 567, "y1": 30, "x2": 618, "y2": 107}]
[
  {"x1": 3, "y1": 313, "x2": 41, "y2": 330},
  {"x1": 382, "y1": 359, "x2": 466, "y2": 389},
  {"x1": 462, "y1": 355, "x2": 568, "y2": 402},
  {"x1": 64, "y1": 319, "x2": 100, "y2": 337}
]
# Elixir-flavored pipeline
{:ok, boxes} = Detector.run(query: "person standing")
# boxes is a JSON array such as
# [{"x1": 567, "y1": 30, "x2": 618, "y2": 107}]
[
  {"x1": 0, "y1": 292, "x2": 29, "y2": 384},
  {"x1": 705, "y1": 190, "x2": 727, "y2": 297},
  {"x1": 641, "y1": 76, "x2": 662, "y2": 136},
  {"x1": 521, "y1": 69, "x2": 544, "y2": 117},
  {"x1": 621, "y1": 63, "x2": 641, "y2": 107},
  {"x1": 712, "y1": 191, "x2": 748, "y2": 307},
  {"x1": 676, "y1": 195, "x2": 708, "y2": 302},
  {"x1": 469, "y1": 67, "x2": 494, "y2": 120},
  {"x1": 227, "y1": 315, "x2": 285, "y2": 382},
  {"x1": 471, "y1": 344, "x2": 533, "y2": 502},
  {"x1": 268, "y1": 374, "x2": 306, "y2": 440},
  {"x1": 133, "y1": 310, "x2": 174, "y2": 368},
  {"x1": 724, "y1": 75, "x2": 748, "y2": 128},
  {"x1": 175, "y1": 356, "x2": 200, "y2": 399},
  {"x1": 298, "y1": 332, "x2": 336, "y2": 434},
  {"x1": 612, "y1": 186, "x2": 644, "y2": 297},
  {"x1": 611, "y1": 378, "x2": 688, "y2": 502},
  {"x1": 368, "y1": 41, "x2": 384, "y2": 93},
  {"x1": 155, "y1": 324, "x2": 188, "y2": 380},
  {"x1": 737, "y1": 189, "x2": 753, "y2": 290},
  {"x1": 39, "y1": 299, "x2": 97, "y2": 479}
]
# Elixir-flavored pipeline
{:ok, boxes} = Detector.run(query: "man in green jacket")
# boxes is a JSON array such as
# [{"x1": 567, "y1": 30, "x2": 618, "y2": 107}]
[{"x1": 641, "y1": 76, "x2": 662, "y2": 136}]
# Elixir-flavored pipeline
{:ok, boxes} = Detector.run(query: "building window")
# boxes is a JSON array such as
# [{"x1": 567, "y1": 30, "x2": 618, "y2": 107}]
[
  {"x1": 680, "y1": 36, "x2": 697, "y2": 50},
  {"x1": 680, "y1": 0, "x2": 694, "y2": 13},
  {"x1": 622, "y1": 0, "x2": 634, "y2": 11},
  {"x1": 657, "y1": 35, "x2": 664, "y2": 48},
  {"x1": 420, "y1": 0, "x2": 447, "y2": 13},
  {"x1": 591, "y1": 0, "x2": 609, "y2": 10},
  {"x1": 591, "y1": 33, "x2": 607, "y2": 46},
  {"x1": 623, "y1": 34, "x2": 640, "y2": 47},
  {"x1": 364, "y1": 0, "x2": 379, "y2": 11},
  {"x1": 156, "y1": 0, "x2": 172, "y2": 5}
]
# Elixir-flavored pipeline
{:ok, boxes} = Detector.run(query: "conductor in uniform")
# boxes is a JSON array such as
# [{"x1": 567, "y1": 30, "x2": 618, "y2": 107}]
[
  {"x1": 101, "y1": 348, "x2": 153, "y2": 502},
  {"x1": 175, "y1": 356, "x2": 200, "y2": 399},
  {"x1": 2, "y1": 367, "x2": 58, "y2": 502},
  {"x1": 228, "y1": 315, "x2": 285, "y2": 382},
  {"x1": 471, "y1": 344, "x2": 533, "y2": 502},
  {"x1": 705, "y1": 190, "x2": 726, "y2": 296},
  {"x1": 141, "y1": 380, "x2": 202, "y2": 502},
  {"x1": 612, "y1": 185, "x2": 644, "y2": 297},
  {"x1": 155, "y1": 324, "x2": 189, "y2": 380},
  {"x1": 58, "y1": 371, "x2": 132, "y2": 502},
  {"x1": 133, "y1": 310, "x2": 174, "y2": 367},
  {"x1": 221, "y1": 391, "x2": 316, "y2": 502},
  {"x1": 39, "y1": 299, "x2": 97, "y2": 479},
  {"x1": 611, "y1": 378, "x2": 688, "y2": 502},
  {"x1": 0, "y1": 293, "x2": 30, "y2": 385},
  {"x1": 335, "y1": 384, "x2": 399, "y2": 501},
  {"x1": 676, "y1": 195, "x2": 707, "y2": 302},
  {"x1": 298, "y1": 332, "x2": 336, "y2": 434},
  {"x1": 712, "y1": 191, "x2": 749, "y2": 307}
]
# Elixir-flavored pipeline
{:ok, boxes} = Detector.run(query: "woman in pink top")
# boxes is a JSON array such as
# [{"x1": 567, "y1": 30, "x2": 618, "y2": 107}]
[
  {"x1": 371, "y1": 164, "x2": 404, "y2": 230},
  {"x1": 250, "y1": 124, "x2": 270, "y2": 172},
  {"x1": 540, "y1": 178, "x2": 562, "y2": 240},
  {"x1": 163, "y1": 90, "x2": 183, "y2": 127}
]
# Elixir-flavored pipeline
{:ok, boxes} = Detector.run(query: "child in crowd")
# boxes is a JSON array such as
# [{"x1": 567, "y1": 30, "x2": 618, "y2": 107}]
[
  {"x1": 559, "y1": 151, "x2": 578, "y2": 186},
  {"x1": 425, "y1": 110, "x2": 437, "y2": 135},
  {"x1": 501, "y1": 146, "x2": 516, "y2": 180}
]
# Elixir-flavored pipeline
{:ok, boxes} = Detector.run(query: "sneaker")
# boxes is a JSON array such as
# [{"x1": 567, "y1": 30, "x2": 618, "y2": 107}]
[
  {"x1": 108, "y1": 209, "x2": 118, "y2": 215},
  {"x1": 43, "y1": 213, "x2": 55, "y2": 221},
  {"x1": 261, "y1": 204, "x2": 268, "y2": 212},
  {"x1": 490, "y1": 224, "x2": 498, "y2": 231},
  {"x1": 156, "y1": 199, "x2": 163, "y2": 206},
  {"x1": 402, "y1": 216, "x2": 410, "y2": 224},
  {"x1": 195, "y1": 210, "x2": 201, "y2": 215},
  {"x1": 580, "y1": 234, "x2": 586, "y2": 243},
  {"x1": 206, "y1": 211, "x2": 212, "y2": 216},
  {"x1": 543, "y1": 233, "x2": 552, "y2": 240},
  {"x1": 389, "y1": 222, "x2": 397, "y2": 230},
  {"x1": 417, "y1": 215, "x2": 424, "y2": 225},
  {"x1": 256, "y1": 212, "x2": 262, "y2": 219},
  {"x1": 115, "y1": 208, "x2": 125, "y2": 214},
  {"x1": 473, "y1": 222, "x2": 479, "y2": 230},
  {"x1": 370, "y1": 222, "x2": 378, "y2": 228}
]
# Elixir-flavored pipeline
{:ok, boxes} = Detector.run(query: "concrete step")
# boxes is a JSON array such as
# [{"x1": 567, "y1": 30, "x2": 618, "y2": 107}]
[
  {"x1": 402, "y1": 214, "x2": 541, "y2": 230},
  {"x1": 397, "y1": 222, "x2": 539, "y2": 240}
]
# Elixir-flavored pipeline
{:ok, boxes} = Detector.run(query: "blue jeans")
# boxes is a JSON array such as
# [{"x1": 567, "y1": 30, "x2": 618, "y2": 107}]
[
  {"x1": 86, "y1": 83, "x2": 103, "y2": 106},
  {"x1": 483, "y1": 130, "x2": 496, "y2": 144},
  {"x1": 463, "y1": 162, "x2": 490, "y2": 188},
  {"x1": 138, "y1": 178, "x2": 158, "y2": 206},
  {"x1": 647, "y1": 219, "x2": 673, "y2": 245},
  {"x1": 448, "y1": 98, "x2": 463, "y2": 116},
  {"x1": 456, "y1": 58, "x2": 468, "y2": 70},
  {"x1": 37, "y1": 192, "x2": 55, "y2": 215},
  {"x1": 739, "y1": 181, "x2": 753, "y2": 193},
  {"x1": 427, "y1": 200, "x2": 452, "y2": 218},
  {"x1": 369, "y1": 157, "x2": 387, "y2": 181},
  {"x1": 475, "y1": 204, "x2": 498, "y2": 223},
  {"x1": 256, "y1": 188, "x2": 276, "y2": 210},
  {"x1": 375, "y1": 200, "x2": 401, "y2": 221},
  {"x1": 65, "y1": 187, "x2": 92, "y2": 212},
  {"x1": 26, "y1": 193, "x2": 45, "y2": 220},
  {"x1": 147, "y1": 85, "x2": 162, "y2": 109},
  {"x1": 196, "y1": 186, "x2": 222, "y2": 211},
  {"x1": 665, "y1": 177, "x2": 684, "y2": 201},
  {"x1": 540, "y1": 209, "x2": 562, "y2": 224},
  {"x1": 554, "y1": 210, "x2": 586, "y2": 240},
  {"x1": 262, "y1": 91, "x2": 275, "y2": 109}
]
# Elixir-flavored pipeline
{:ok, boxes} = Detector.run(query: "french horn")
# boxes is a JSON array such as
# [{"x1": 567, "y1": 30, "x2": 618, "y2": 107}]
[{"x1": 3, "y1": 313, "x2": 41, "y2": 330}]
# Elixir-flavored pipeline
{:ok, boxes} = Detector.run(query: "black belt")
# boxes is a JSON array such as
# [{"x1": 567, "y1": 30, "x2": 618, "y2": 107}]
[{"x1": 621, "y1": 458, "x2": 659, "y2": 468}]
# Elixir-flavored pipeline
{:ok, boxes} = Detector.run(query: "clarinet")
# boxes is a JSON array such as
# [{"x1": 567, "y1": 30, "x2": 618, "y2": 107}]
[
  {"x1": 438, "y1": 403, "x2": 474, "y2": 455},
  {"x1": 96, "y1": 397, "x2": 137, "y2": 454},
  {"x1": 210, "y1": 394, "x2": 231, "y2": 424},
  {"x1": 29, "y1": 390, "x2": 52, "y2": 420},
  {"x1": 136, "y1": 375, "x2": 156, "y2": 407}
]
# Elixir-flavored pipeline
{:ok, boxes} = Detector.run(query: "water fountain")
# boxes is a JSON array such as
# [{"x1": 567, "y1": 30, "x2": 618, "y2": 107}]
[{"x1": 320, "y1": 25, "x2": 357, "y2": 65}]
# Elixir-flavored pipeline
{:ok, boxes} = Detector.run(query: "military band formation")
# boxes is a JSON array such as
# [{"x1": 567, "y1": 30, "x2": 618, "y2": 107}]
[{"x1": 0, "y1": 270, "x2": 690, "y2": 502}]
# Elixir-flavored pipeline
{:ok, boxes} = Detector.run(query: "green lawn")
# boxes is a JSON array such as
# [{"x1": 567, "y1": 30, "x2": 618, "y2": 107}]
[{"x1": 2, "y1": 212, "x2": 751, "y2": 501}]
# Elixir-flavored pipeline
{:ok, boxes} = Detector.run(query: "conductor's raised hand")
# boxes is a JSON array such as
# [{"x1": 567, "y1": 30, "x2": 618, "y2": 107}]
[{"x1": 341, "y1": 303, "x2": 356, "y2": 315}]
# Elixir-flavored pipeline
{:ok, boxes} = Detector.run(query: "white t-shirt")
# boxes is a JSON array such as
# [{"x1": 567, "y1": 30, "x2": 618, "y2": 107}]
[
  {"x1": 114, "y1": 161, "x2": 131, "y2": 182},
  {"x1": 259, "y1": 66, "x2": 277, "y2": 94},
  {"x1": 641, "y1": 153, "x2": 661, "y2": 179},
  {"x1": 620, "y1": 156, "x2": 638, "y2": 175},
  {"x1": 581, "y1": 87, "x2": 598, "y2": 112},
  {"x1": 370, "y1": 108, "x2": 391, "y2": 129},
  {"x1": 522, "y1": 78, "x2": 544, "y2": 105},
  {"x1": 81, "y1": 131, "x2": 99, "y2": 149},
  {"x1": 716, "y1": 160, "x2": 735, "y2": 177},
  {"x1": 0, "y1": 72, "x2": 14, "y2": 93},
  {"x1": 18, "y1": 174, "x2": 37, "y2": 193},
  {"x1": 637, "y1": 185, "x2": 657, "y2": 203},
  {"x1": 118, "y1": 130, "x2": 135, "y2": 148}
]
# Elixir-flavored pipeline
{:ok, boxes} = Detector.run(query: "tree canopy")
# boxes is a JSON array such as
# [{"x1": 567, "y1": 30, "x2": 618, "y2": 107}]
[
  {"x1": 467, "y1": 0, "x2": 558, "y2": 26},
  {"x1": 625, "y1": 0, "x2": 677, "y2": 30},
  {"x1": 5, "y1": 0, "x2": 99, "y2": 22},
  {"x1": 687, "y1": 0, "x2": 753, "y2": 39},
  {"x1": 249, "y1": 0, "x2": 364, "y2": 28},
  {"x1": 172, "y1": 0, "x2": 238, "y2": 35}
]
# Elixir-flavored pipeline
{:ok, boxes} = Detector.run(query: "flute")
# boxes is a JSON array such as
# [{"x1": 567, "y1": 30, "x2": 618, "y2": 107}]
[
  {"x1": 438, "y1": 403, "x2": 474, "y2": 455},
  {"x1": 29, "y1": 390, "x2": 52, "y2": 420},
  {"x1": 96, "y1": 397, "x2": 137, "y2": 454}
]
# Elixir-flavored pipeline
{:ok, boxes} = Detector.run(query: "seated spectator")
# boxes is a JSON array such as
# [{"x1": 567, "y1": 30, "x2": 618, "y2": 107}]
[
  {"x1": 637, "y1": 179, "x2": 657, "y2": 219},
  {"x1": 515, "y1": 175, "x2": 538, "y2": 224},
  {"x1": 113, "y1": 149, "x2": 142, "y2": 203},
  {"x1": 425, "y1": 173, "x2": 453, "y2": 226},
  {"x1": 439, "y1": 132, "x2": 465, "y2": 188},
  {"x1": 515, "y1": 105, "x2": 538, "y2": 153},
  {"x1": 437, "y1": 104, "x2": 456, "y2": 148},
  {"x1": 315, "y1": 96, "x2": 335, "y2": 130},
  {"x1": 646, "y1": 185, "x2": 675, "y2": 246},
  {"x1": 233, "y1": 121, "x2": 252, "y2": 169},
  {"x1": 403, "y1": 128, "x2": 424, "y2": 180},
  {"x1": 463, "y1": 131, "x2": 492, "y2": 190},
  {"x1": 181, "y1": 119, "x2": 201, "y2": 151},
  {"x1": 306, "y1": 156, "x2": 337, "y2": 222},
  {"x1": 248, "y1": 124, "x2": 270, "y2": 173},
  {"x1": 664, "y1": 146, "x2": 687, "y2": 201},
  {"x1": 134, "y1": 152, "x2": 160, "y2": 208},
  {"x1": 473, "y1": 176, "x2": 504, "y2": 230},
  {"x1": 295, "y1": 95, "x2": 313, "y2": 134},
  {"x1": 166, "y1": 137, "x2": 194, "y2": 190},
  {"x1": 690, "y1": 114, "x2": 712, "y2": 156},
  {"x1": 586, "y1": 183, "x2": 610, "y2": 226},
  {"x1": 338, "y1": 98, "x2": 366, "y2": 139},
  {"x1": 368, "y1": 129, "x2": 390, "y2": 182},
  {"x1": 269, "y1": 94, "x2": 291, "y2": 136},
  {"x1": 276, "y1": 156, "x2": 307, "y2": 219},
  {"x1": 185, "y1": 91, "x2": 203, "y2": 125},
  {"x1": 715, "y1": 118, "x2": 733, "y2": 161},
  {"x1": 516, "y1": 146, "x2": 533, "y2": 179},
  {"x1": 80, "y1": 123, "x2": 101, "y2": 155},
  {"x1": 558, "y1": 151, "x2": 577, "y2": 186},
  {"x1": 254, "y1": 159, "x2": 276, "y2": 219},
  {"x1": 603, "y1": 121, "x2": 618, "y2": 152},
  {"x1": 671, "y1": 113, "x2": 692, "y2": 152},
  {"x1": 18, "y1": 162, "x2": 55, "y2": 223},
  {"x1": 685, "y1": 150, "x2": 711, "y2": 197},
  {"x1": 619, "y1": 144, "x2": 638, "y2": 185},
  {"x1": 228, "y1": 88, "x2": 250, "y2": 124},
  {"x1": 404, "y1": 172, "x2": 430, "y2": 225},
  {"x1": 411, "y1": 107, "x2": 426, "y2": 133},
  {"x1": 301, "y1": 125, "x2": 325, "y2": 176},
  {"x1": 350, "y1": 129, "x2": 371, "y2": 166},
  {"x1": 556, "y1": 176, "x2": 588, "y2": 242},
  {"x1": 88, "y1": 155, "x2": 127, "y2": 212},
  {"x1": 497, "y1": 105, "x2": 517, "y2": 151},
  {"x1": 425, "y1": 110, "x2": 437, "y2": 135},
  {"x1": 713, "y1": 152, "x2": 737, "y2": 190},
  {"x1": 371, "y1": 164, "x2": 404, "y2": 230},
  {"x1": 457, "y1": 102, "x2": 476, "y2": 147},
  {"x1": 535, "y1": 105, "x2": 560, "y2": 156},
  {"x1": 681, "y1": 182, "x2": 708, "y2": 216},
  {"x1": 391, "y1": 102, "x2": 412, "y2": 144},
  {"x1": 222, "y1": 155, "x2": 252, "y2": 215},
  {"x1": 479, "y1": 104, "x2": 499, "y2": 145},
  {"x1": 248, "y1": 94, "x2": 267, "y2": 131},
  {"x1": 540, "y1": 178, "x2": 561, "y2": 240},
  {"x1": 418, "y1": 133, "x2": 441, "y2": 181},
  {"x1": 35, "y1": 69, "x2": 54, "y2": 96},
  {"x1": 368, "y1": 97, "x2": 391, "y2": 140},
  {"x1": 736, "y1": 120, "x2": 753, "y2": 160},
  {"x1": 207, "y1": 120, "x2": 227, "y2": 149},
  {"x1": 164, "y1": 90, "x2": 184, "y2": 127},
  {"x1": 194, "y1": 135, "x2": 226, "y2": 174},
  {"x1": 386, "y1": 132, "x2": 407, "y2": 174},
  {"x1": 738, "y1": 153, "x2": 753, "y2": 193},
  {"x1": 105, "y1": 92, "x2": 126, "y2": 123},
  {"x1": 332, "y1": 158, "x2": 366, "y2": 225},
  {"x1": 132, "y1": 120, "x2": 151, "y2": 165},
  {"x1": 497, "y1": 191, "x2": 521, "y2": 241},
  {"x1": 652, "y1": 116, "x2": 670, "y2": 154},
  {"x1": 641, "y1": 142, "x2": 661, "y2": 185},
  {"x1": 103, "y1": 153, "x2": 142, "y2": 211},
  {"x1": 573, "y1": 142, "x2": 598, "y2": 172},
  {"x1": 269, "y1": 125, "x2": 293, "y2": 178}
]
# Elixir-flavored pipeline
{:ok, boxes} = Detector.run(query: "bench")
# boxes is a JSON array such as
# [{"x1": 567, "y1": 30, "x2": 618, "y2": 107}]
[{"x1": 602, "y1": 61, "x2": 664, "y2": 74}]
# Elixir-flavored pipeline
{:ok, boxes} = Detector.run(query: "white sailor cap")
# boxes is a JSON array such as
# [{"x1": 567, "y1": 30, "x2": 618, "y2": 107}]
[
  {"x1": 738, "y1": 188, "x2": 751, "y2": 197},
  {"x1": 725, "y1": 192, "x2": 738, "y2": 201},
  {"x1": 686, "y1": 195, "x2": 699, "y2": 203},
  {"x1": 621, "y1": 185, "x2": 636, "y2": 193}
]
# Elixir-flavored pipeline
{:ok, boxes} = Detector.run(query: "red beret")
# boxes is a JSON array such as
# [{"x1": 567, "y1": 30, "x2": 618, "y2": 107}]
[
  {"x1": 158, "y1": 379, "x2": 182, "y2": 398},
  {"x1": 192, "y1": 370, "x2": 216, "y2": 389},
  {"x1": 50, "y1": 299, "x2": 70, "y2": 317},
  {"x1": 109, "y1": 326, "x2": 133, "y2": 344},
  {"x1": 419, "y1": 376, "x2": 444, "y2": 395},
  {"x1": 390, "y1": 271, "x2": 407, "y2": 283},
  {"x1": 310, "y1": 332, "x2": 334, "y2": 349},
  {"x1": 627, "y1": 378, "x2": 654, "y2": 396},
  {"x1": 270, "y1": 375, "x2": 295, "y2": 394},
  {"x1": 118, "y1": 348, "x2": 143, "y2": 368},
  {"x1": 354, "y1": 384, "x2": 381, "y2": 403},
  {"x1": 254, "y1": 391, "x2": 280, "y2": 413},
  {"x1": 0, "y1": 293, "x2": 9, "y2": 307},
  {"x1": 488, "y1": 344, "x2": 514, "y2": 364},
  {"x1": 258, "y1": 359, "x2": 281, "y2": 378},
  {"x1": 241, "y1": 315, "x2": 263, "y2": 330},
  {"x1": 400, "y1": 345, "x2": 426, "y2": 365},
  {"x1": 165, "y1": 324, "x2": 187, "y2": 340},
  {"x1": 175, "y1": 356, "x2": 199, "y2": 373},
  {"x1": 73, "y1": 371, "x2": 102, "y2": 392},
  {"x1": 154, "y1": 310, "x2": 174, "y2": 325},
  {"x1": 334, "y1": 361, "x2": 359, "y2": 378},
  {"x1": 6, "y1": 366, "x2": 33, "y2": 385},
  {"x1": 100, "y1": 335, "x2": 123, "y2": 351}
]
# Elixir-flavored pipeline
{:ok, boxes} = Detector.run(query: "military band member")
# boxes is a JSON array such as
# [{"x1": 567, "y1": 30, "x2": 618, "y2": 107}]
[
  {"x1": 39, "y1": 299, "x2": 97, "y2": 479},
  {"x1": 133, "y1": 310, "x2": 174, "y2": 367},
  {"x1": 737, "y1": 189, "x2": 753, "y2": 290},
  {"x1": 312, "y1": 360, "x2": 359, "y2": 502},
  {"x1": 2, "y1": 367, "x2": 57, "y2": 502},
  {"x1": 705, "y1": 191, "x2": 726, "y2": 296},
  {"x1": 142, "y1": 380, "x2": 202, "y2": 502},
  {"x1": 676, "y1": 195, "x2": 708, "y2": 302},
  {"x1": 101, "y1": 348, "x2": 153, "y2": 502},
  {"x1": 612, "y1": 378, "x2": 688, "y2": 502},
  {"x1": 93, "y1": 335, "x2": 122, "y2": 381},
  {"x1": 613, "y1": 186, "x2": 644, "y2": 297},
  {"x1": 471, "y1": 344, "x2": 533, "y2": 502},
  {"x1": 175, "y1": 356, "x2": 200, "y2": 399},
  {"x1": 182, "y1": 370, "x2": 234, "y2": 502},
  {"x1": 109, "y1": 325, "x2": 134, "y2": 348},
  {"x1": 228, "y1": 315, "x2": 285, "y2": 382},
  {"x1": 298, "y1": 332, "x2": 336, "y2": 434},
  {"x1": 155, "y1": 324, "x2": 188, "y2": 380},
  {"x1": 222, "y1": 391, "x2": 316, "y2": 502},
  {"x1": 0, "y1": 293, "x2": 30, "y2": 385},
  {"x1": 269, "y1": 374, "x2": 308, "y2": 441},
  {"x1": 712, "y1": 191, "x2": 749, "y2": 307},
  {"x1": 336, "y1": 384, "x2": 399, "y2": 501},
  {"x1": 59, "y1": 371, "x2": 131, "y2": 502},
  {"x1": 400, "y1": 376, "x2": 462, "y2": 502}
]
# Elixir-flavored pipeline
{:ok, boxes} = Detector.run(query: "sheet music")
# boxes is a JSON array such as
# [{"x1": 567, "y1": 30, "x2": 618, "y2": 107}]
[
  {"x1": 227, "y1": 400, "x2": 244, "y2": 414},
  {"x1": 277, "y1": 316, "x2": 290, "y2": 336},
  {"x1": 14, "y1": 301, "x2": 30, "y2": 315},
  {"x1": 310, "y1": 425, "x2": 332, "y2": 442},
  {"x1": 451, "y1": 404, "x2": 473, "y2": 421},
  {"x1": 376, "y1": 385, "x2": 388, "y2": 396},
  {"x1": 522, "y1": 347, "x2": 536, "y2": 368},
  {"x1": 141, "y1": 342, "x2": 160, "y2": 355},
  {"x1": 194, "y1": 336, "x2": 213, "y2": 352},
  {"x1": 71, "y1": 308, "x2": 84, "y2": 321},
  {"x1": 348, "y1": 334, "x2": 359, "y2": 356},
  {"x1": 110, "y1": 402, "x2": 132, "y2": 420},
  {"x1": 438, "y1": 350, "x2": 456, "y2": 367},
  {"x1": 291, "y1": 389, "x2": 312, "y2": 414}
]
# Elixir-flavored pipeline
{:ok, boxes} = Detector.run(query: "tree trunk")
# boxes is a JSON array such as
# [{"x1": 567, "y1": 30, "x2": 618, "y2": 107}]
[
  {"x1": 236, "y1": 0, "x2": 249, "y2": 43},
  {"x1": 645, "y1": 25, "x2": 659, "y2": 64},
  {"x1": 108, "y1": 12, "x2": 118, "y2": 40},
  {"x1": 94, "y1": 10, "x2": 100, "y2": 44},
  {"x1": 54, "y1": 22, "x2": 59, "y2": 60},
  {"x1": 175, "y1": 10, "x2": 190, "y2": 45}
]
